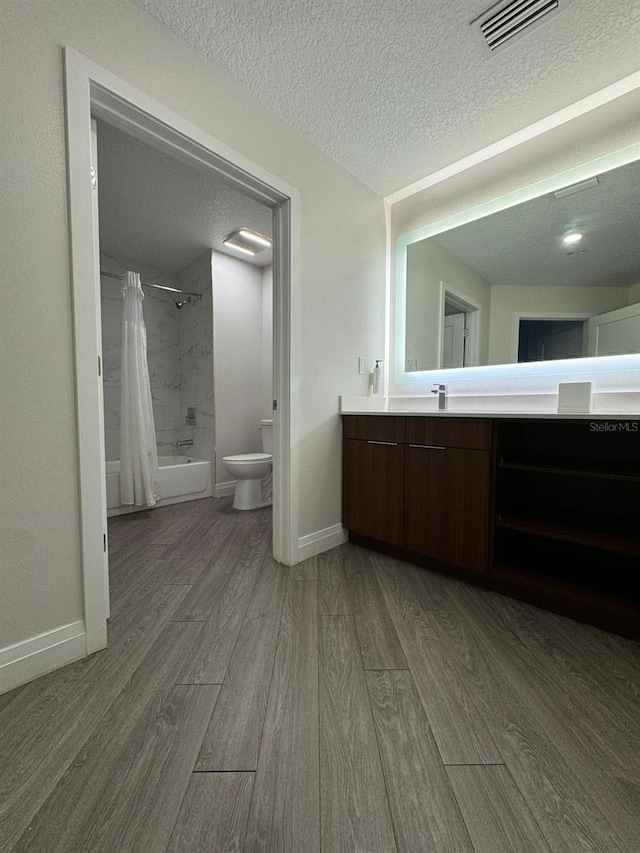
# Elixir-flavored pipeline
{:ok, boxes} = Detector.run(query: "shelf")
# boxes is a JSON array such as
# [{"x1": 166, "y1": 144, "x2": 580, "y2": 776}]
[
  {"x1": 497, "y1": 456, "x2": 640, "y2": 482},
  {"x1": 494, "y1": 526, "x2": 638, "y2": 588},
  {"x1": 491, "y1": 562, "x2": 640, "y2": 638},
  {"x1": 495, "y1": 508, "x2": 639, "y2": 555}
]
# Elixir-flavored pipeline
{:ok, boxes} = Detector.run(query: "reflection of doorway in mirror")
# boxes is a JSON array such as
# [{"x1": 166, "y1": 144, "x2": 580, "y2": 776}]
[
  {"x1": 443, "y1": 308, "x2": 465, "y2": 368},
  {"x1": 517, "y1": 319, "x2": 586, "y2": 362},
  {"x1": 440, "y1": 284, "x2": 480, "y2": 369}
]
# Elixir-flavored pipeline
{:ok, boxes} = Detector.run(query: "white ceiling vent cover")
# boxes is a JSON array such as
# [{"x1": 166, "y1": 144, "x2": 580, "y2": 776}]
[{"x1": 471, "y1": 0, "x2": 571, "y2": 53}]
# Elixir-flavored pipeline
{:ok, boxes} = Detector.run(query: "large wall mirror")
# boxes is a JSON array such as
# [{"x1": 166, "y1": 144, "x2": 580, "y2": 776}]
[{"x1": 396, "y1": 144, "x2": 640, "y2": 383}]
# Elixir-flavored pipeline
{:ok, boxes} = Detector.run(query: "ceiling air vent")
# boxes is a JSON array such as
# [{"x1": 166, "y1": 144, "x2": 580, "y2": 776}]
[{"x1": 471, "y1": 0, "x2": 571, "y2": 53}]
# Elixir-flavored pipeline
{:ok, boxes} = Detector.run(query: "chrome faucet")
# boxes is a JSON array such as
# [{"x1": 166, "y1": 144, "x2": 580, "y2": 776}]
[
  {"x1": 176, "y1": 439, "x2": 194, "y2": 447},
  {"x1": 431, "y1": 383, "x2": 447, "y2": 411}
]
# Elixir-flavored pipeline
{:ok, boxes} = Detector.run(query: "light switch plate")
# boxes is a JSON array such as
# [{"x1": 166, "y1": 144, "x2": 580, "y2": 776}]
[{"x1": 358, "y1": 357, "x2": 367, "y2": 374}]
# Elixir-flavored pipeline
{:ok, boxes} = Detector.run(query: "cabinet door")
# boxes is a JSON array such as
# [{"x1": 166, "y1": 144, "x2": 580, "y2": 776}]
[
  {"x1": 404, "y1": 445, "x2": 490, "y2": 573},
  {"x1": 404, "y1": 444, "x2": 449, "y2": 561},
  {"x1": 343, "y1": 439, "x2": 405, "y2": 546}
]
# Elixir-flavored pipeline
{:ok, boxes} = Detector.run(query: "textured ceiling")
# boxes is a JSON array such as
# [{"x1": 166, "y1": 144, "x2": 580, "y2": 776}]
[
  {"x1": 96, "y1": 120, "x2": 273, "y2": 271},
  {"x1": 433, "y1": 158, "x2": 640, "y2": 289},
  {"x1": 134, "y1": 0, "x2": 640, "y2": 195}
]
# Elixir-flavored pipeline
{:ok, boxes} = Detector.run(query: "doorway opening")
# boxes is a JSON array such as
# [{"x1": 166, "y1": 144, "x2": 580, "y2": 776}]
[
  {"x1": 440, "y1": 284, "x2": 481, "y2": 369},
  {"x1": 65, "y1": 49, "x2": 299, "y2": 654},
  {"x1": 517, "y1": 318, "x2": 586, "y2": 362},
  {"x1": 94, "y1": 116, "x2": 275, "y2": 506}
]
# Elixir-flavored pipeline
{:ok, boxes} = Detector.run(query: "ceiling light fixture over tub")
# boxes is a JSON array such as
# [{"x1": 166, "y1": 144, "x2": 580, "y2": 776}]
[{"x1": 223, "y1": 228, "x2": 272, "y2": 256}]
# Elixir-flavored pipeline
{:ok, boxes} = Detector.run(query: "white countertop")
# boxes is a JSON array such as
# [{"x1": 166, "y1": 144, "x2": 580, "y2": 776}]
[
  {"x1": 339, "y1": 395, "x2": 639, "y2": 419},
  {"x1": 340, "y1": 409, "x2": 638, "y2": 419}
]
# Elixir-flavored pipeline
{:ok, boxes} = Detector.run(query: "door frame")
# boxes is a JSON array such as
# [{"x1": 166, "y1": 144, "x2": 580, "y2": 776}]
[
  {"x1": 438, "y1": 282, "x2": 481, "y2": 368},
  {"x1": 64, "y1": 47, "x2": 300, "y2": 653},
  {"x1": 587, "y1": 302, "x2": 640, "y2": 356},
  {"x1": 511, "y1": 311, "x2": 589, "y2": 363}
]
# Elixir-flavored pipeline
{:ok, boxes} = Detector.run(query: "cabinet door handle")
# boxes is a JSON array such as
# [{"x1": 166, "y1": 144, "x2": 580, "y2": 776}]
[
  {"x1": 367, "y1": 440, "x2": 399, "y2": 446},
  {"x1": 409, "y1": 443, "x2": 446, "y2": 450}
]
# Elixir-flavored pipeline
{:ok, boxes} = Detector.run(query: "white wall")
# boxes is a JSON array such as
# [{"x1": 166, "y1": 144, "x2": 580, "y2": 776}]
[
  {"x1": 0, "y1": 1, "x2": 385, "y2": 664},
  {"x1": 212, "y1": 252, "x2": 265, "y2": 487}
]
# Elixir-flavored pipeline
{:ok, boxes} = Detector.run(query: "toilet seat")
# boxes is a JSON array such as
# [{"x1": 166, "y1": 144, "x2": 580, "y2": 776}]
[{"x1": 222, "y1": 452, "x2": 272, "y2": 464}]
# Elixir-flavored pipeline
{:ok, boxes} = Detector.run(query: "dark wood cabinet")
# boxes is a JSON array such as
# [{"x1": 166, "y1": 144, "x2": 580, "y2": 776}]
[
  {"x1": 342, "y1": 415, "x2": 491, "y2": 571},
  {"x1": 405, "y1": 416, "x2": 492, "y2": 450},
  {"x1": 342, "y1": 429, "x2": 405, "y2": 547},
  {"x1": 404, "y1": 440, "x2": 490, "y2": 573},
  {"x1": 343, "y1": 415, "x2": 406, "y2": 443},
  {"x1": 403, "y1": 442, "x2": 448, "y2": 561},
  {"x1": 342, "y1": 413, "x2": 640, "y2": 639}
]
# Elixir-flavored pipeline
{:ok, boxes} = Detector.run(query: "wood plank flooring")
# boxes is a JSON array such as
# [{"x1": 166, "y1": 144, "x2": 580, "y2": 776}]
[{"x1": 1, "y1": 496, "x2": 639, "y2": 852}]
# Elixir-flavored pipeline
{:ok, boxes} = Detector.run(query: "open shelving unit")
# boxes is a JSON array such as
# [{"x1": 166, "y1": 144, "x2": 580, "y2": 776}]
[{"x1": 493, "y1": 419, "x2": 640, "y2": 628}]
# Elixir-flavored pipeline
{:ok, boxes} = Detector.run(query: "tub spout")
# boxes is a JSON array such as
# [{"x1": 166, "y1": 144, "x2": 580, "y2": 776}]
[{"x1": 176, "y1": 439, "x2": 194, "y2": 447}]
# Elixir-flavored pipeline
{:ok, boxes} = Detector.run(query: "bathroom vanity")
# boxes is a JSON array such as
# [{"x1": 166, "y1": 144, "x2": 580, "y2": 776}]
[{"x1": 342, "y1": 413, "x2": 640, "y2": 639}]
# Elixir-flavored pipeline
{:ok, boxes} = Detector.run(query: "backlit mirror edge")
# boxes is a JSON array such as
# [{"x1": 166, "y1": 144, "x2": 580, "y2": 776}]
[{"x1": 393, "y1": 141, "x2": 640, "y2": 393}]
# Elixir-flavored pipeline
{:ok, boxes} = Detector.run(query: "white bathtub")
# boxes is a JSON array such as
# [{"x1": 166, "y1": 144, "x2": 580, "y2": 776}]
[{"x1": 106, "y1": 455, "x2": 212, "y2": 516}]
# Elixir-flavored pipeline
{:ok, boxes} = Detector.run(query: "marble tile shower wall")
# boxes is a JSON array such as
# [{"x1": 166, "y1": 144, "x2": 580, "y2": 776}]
[
  {"x1": 176, "y1": 251, "x2": 214, "y2": 464},
  {"x1": 100, "y1": 251, "x2": 213, "y2": 464}
]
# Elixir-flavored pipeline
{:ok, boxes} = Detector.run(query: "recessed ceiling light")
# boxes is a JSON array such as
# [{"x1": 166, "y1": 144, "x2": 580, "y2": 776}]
[
  {"x1": 223, "y1": 228, "x2": 272, "y2": 256},
  {"x1": 563, "y1": 232, "x2": 583, "y2": 245}
]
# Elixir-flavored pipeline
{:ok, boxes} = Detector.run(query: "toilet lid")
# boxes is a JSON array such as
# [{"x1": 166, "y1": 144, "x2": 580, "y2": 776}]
[{"x1": 223, "y1": 452, "x2": 272, "y2": 463}]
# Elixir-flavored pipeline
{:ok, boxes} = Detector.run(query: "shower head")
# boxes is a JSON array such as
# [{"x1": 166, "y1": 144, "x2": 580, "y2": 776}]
[{"x1": 175, "y1": 297, "x2": 192, "y2": 309}]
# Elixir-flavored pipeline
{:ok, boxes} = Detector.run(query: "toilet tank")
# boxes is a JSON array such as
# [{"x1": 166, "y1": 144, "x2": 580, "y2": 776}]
[{"x1": 260, "y1": 419, "x2": 273, "y2": 454}]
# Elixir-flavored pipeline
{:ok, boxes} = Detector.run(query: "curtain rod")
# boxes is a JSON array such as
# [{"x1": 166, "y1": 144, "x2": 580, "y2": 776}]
[{"x1": 100, "y1": 270, "x2": 202, "y2": 300}]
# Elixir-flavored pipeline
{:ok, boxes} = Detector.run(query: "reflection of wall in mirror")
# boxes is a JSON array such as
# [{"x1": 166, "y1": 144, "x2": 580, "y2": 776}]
[
  {"x1": 406, "y1": 238, "x2": 491, "y2": 370},
  {"x1": 587, "y1": 301, "x2": 640, "y2": 356},
  {"x1": 406, "y1": 234, "x2": 636, "y2": 366}
]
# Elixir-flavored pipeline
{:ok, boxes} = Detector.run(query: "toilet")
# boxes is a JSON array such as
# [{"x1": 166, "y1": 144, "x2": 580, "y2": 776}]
[{"x1": 222, "y1": 419, "x2": 273, "y2": 510}]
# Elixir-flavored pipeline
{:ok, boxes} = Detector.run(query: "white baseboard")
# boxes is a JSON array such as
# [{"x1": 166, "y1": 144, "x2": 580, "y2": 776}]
[
  {"x1": 0, "y1": 621, "x2": 87, "y2": 695},
  {"x1": 297, "y1": 523, "x2": 348, "y2": 562},
  {"x1": 215, "y1": 480, "x2": 237, "y2": 498}
]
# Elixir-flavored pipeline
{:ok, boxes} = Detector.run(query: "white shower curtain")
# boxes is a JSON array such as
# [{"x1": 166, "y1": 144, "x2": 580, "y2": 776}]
[{"x1": 119, "y1": 271, "x2": 160, "y2": 507}]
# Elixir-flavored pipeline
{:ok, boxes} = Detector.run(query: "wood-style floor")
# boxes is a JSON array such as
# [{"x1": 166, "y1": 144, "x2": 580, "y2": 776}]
[{"x1": 1, "y1": 496, "x2": 639, "y2": 852}]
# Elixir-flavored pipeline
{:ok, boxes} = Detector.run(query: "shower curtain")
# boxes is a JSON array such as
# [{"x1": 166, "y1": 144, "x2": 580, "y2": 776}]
[{"x1": 119, "y1": 271, "x2": 160, "y2": 507}]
